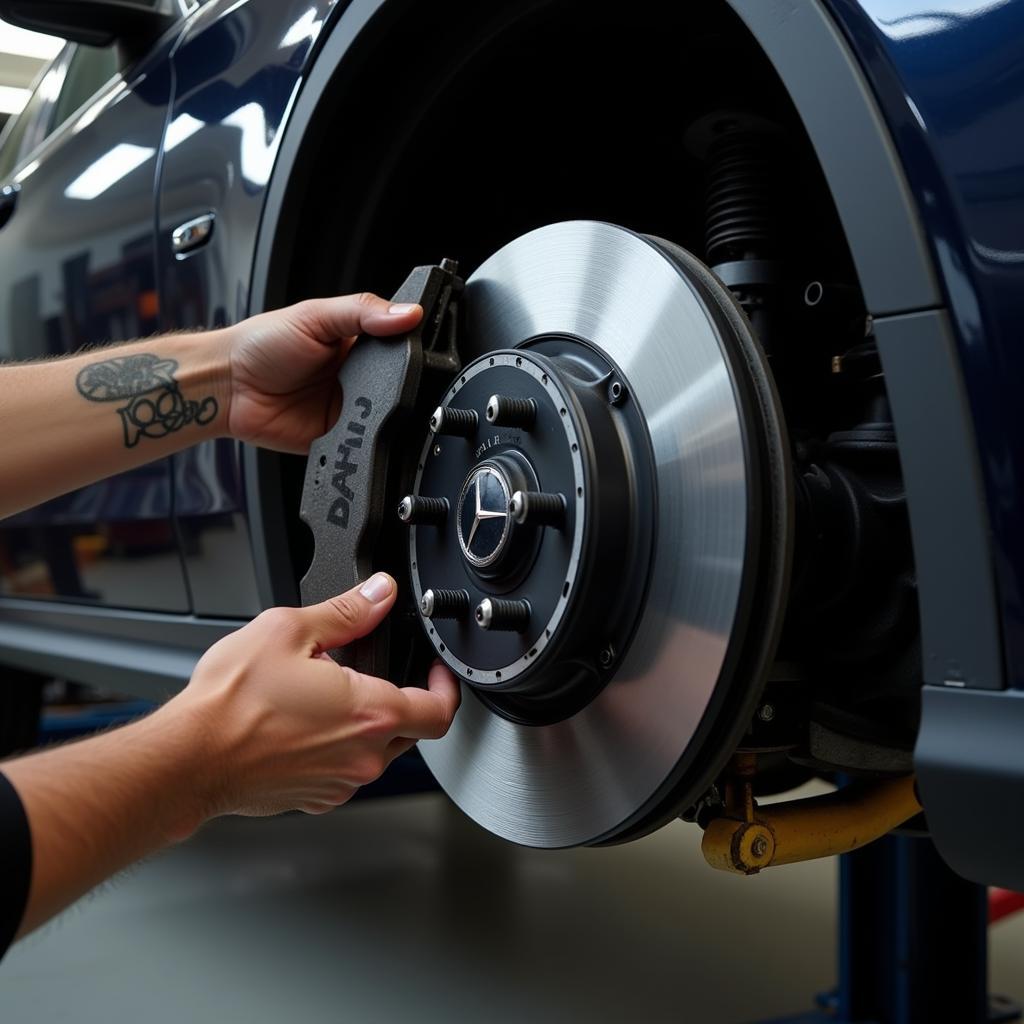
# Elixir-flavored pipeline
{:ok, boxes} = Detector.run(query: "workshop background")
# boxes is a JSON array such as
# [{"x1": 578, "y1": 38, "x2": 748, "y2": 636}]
[
  {"x1": 0, "y1": 21, "x2": 61, "y2": 131},
  {"x1": 1, "y1": 9, "x2": 1023, "y2": 1024},
  {"x1": 3, "y1": 784, "x2": 1024, "y2": 1022}
]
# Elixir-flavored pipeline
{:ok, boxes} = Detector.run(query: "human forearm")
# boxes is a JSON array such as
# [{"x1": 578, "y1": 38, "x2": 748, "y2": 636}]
[
  {"x1": 0, "y1": 330, "x2": 231, "y2": 518},
  {"x1": 0, "y1": 294, "x2": 423, "y2": 518},
  {"x1": 2, "y1": 701, "x2": 215, "y2": 938},
  {"x1": 0, "y1": 576, "x2": 458, "y2": 941}
]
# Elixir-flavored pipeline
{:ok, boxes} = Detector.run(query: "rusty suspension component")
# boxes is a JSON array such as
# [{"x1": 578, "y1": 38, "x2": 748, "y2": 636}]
[{"x1": 701, "y1": 756, "x2": 922, "y2": 875}]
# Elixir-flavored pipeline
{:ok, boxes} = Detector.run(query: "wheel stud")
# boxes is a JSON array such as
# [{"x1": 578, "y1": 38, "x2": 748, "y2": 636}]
[
  {"x1": 486, "y1": 394, "x2": 536, "y2": 429},
  {"x1": 397, "y1": 495, "x2": 448, "y2": 525},
  {"x1": 509, "y1": 490, "x2": 565, "y2": 527},
  {"x1": 420, "y1": 588, "x2": 470, "y2": 619},
  {"x1": 475, "y1": 597, "x2": 531, "y2": 632},
  {"x1": 430, "y1": 406, "x2": 477, "y2": 437}
]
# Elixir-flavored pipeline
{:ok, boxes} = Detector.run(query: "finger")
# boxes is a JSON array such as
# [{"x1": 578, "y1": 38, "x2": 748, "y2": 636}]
[
  {"x1": 296, "y1": 293, "x2": 423, "y2": 343},
  {"x1": 386, "y1": 736, "x2": 417, "y2": 759},
  {"x1": 390, "y1": 662, "x2": 461, "y2": 740},
  {"x1": 427, "y1": 659, "x2": 461, "y2": 706},
  {"x1": 299, "y1": 801, "x2": 338, "y2": 816},
  {"x1": 297, "y1": 573, "x2": 396, "y2": 650},
  {"x1": 325, "y1": 785, "x2": 358, "y2": 807}
]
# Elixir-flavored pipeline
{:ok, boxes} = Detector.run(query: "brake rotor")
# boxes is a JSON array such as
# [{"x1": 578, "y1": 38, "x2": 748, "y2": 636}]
[{"x1": 407, "y1": 221, "x2": 792, "y2": 848}]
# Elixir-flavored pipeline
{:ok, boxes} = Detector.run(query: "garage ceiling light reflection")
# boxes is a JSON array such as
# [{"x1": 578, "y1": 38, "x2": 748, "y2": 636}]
[
  {"x1": 65, "y1": 143, "x2": 155, "y2": 200},
  {"x1": 222, "y1": 103, "x2": 277, "y2": 186},
  {"x1": 164, "y1": 112, "x2": 204, "y2": 151},
  {"x1": 0, "y1": 22, "x2": 63, "y2": 60},
  {"x1": 281, "y1": 8, "x2": 322, "y2": 48},
  {"x1": 0, "y1": 84, "x2": 29, "y2": 114},
  {"x1": 37, "y1": 65, "x2": 65, "y2": 103}
]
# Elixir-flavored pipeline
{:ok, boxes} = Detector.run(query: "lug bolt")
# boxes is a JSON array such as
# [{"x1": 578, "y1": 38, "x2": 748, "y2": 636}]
[
  {"x1": 475, "y1": 597, "x2": 531, "y2": 632},
  {"x1": 509, "y1": 490, "x2": 565, "y2": 527},
  {"x1": 430, "y1": 405, "x2": 477, "y2": 437},
  {"x1": 750, "y1": 836, "x2": 769, "y2": 859},
  {"x1": 420, "y1": 588, "x2": 470, "y2": 619},
  {"x1": 397, "y1": 495, "x2": 448, "y2": 525},
  {"x1": 486, "y1": 394, "x2": 536, "y2": 429}
]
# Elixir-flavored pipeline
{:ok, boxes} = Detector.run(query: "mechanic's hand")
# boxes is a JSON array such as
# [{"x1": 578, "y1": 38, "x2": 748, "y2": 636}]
[
  {"x1": 168, "y1": 572, "x2": 459, "y2": 818},
  {"x1": 225, "y1": 294, "x2": 423, "y2": 453}
]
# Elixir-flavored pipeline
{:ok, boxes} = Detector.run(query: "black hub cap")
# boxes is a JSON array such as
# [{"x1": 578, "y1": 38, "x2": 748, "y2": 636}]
[{"x1": 406, "y1": 337, "x2": 657, "y2": 724}]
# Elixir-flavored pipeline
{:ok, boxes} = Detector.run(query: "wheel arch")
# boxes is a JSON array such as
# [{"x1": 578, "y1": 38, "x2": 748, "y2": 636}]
[{"x1": 245, "y1": 0, "x2": 1005, "y2": 702}]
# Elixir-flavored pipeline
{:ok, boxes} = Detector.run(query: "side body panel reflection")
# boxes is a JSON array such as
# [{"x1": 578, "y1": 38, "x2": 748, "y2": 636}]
[
  {"x1": 0, "y1": 38, "x2": 189, "y2": 611},
  {"x1": 158, "y1": 0, "x2": 337, "y2": 616}
]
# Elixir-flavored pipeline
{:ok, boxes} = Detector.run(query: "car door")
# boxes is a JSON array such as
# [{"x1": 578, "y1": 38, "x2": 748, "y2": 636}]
[
  {"x1": 154, "y1": 0, "x2": 336, "y2": 618},
  {"x1": 0, "y1": 32, "x2": 191, "y2": 612}
]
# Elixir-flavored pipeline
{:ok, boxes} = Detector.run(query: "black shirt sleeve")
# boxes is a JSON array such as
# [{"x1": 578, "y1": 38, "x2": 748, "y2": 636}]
[{"x1": 0, "y1": 771, "x2": 31, "y2": 960}]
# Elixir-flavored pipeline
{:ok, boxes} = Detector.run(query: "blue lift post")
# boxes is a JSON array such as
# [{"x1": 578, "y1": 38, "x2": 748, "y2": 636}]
[{"x1": 763, "y1": 835, "x2": 1021, "y2": 1024}]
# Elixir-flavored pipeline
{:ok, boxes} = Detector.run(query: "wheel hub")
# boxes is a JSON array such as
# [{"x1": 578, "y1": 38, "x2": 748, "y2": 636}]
[{"x1": 407, "y1": 340, "x2": 656, "y2": 723}]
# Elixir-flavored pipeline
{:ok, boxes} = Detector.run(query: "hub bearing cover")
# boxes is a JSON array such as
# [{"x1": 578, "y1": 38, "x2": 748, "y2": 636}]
[{"x1": 417, "y1": 221, "x2": 792, "y2": 847}]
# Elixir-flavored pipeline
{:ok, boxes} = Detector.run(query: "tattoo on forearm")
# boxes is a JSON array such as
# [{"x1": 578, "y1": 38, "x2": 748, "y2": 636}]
[{"x1": 76, "y1": 353, "x2": 218, "y2": 448}]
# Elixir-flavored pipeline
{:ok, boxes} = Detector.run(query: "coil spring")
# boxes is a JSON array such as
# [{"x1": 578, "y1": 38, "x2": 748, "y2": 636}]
[{"x1": 704, "y1": 126, "x2": 777, "y2": 267}]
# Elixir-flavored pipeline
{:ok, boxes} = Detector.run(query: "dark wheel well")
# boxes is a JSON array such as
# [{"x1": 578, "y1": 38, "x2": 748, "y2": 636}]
[
  {"x1": 249, "y1": 0, "x2": 865, "y2": 605},
  {"x1": 245, "y1": 0, "x2": 1007, "y2": 881}
]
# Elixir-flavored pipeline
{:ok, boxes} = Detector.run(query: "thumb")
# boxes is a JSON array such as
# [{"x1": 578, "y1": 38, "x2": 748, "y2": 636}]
[
  {"x1": 298, "y1": 573, "x2": 397, "y2": 650},
  {"x1": 298, "y1": 293, "x2": 423, "y2": 342}
]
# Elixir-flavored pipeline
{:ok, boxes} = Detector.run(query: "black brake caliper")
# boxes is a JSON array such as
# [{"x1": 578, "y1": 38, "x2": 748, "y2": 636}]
[{"x1": 300, "y1": 260, "x2": 462, "y2": 680}]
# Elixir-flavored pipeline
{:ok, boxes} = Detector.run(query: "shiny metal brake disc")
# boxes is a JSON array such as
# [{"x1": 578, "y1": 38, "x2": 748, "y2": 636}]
[
  {"x1": 414, "y1": 221, "x2": 793, "y2": 848},
  {"x1": 300, "y1": 221, "x2": 791, "y2": 847}
]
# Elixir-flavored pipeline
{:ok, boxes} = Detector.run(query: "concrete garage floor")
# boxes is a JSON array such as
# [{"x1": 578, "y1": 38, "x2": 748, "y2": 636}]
[{"x1": 4, "y1": 790, "x2": 1023, "y2": 1023}]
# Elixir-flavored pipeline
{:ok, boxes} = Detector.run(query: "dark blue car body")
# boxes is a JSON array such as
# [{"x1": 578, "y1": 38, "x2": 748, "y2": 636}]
[{"x1": 0, "y1": 0, "x2": 1021, "y2": 885}]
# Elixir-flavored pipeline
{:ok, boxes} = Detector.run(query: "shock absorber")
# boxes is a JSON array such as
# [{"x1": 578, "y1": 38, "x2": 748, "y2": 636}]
[{"x1": 687, "y1": 111, "x2": 783, "y2": 351}]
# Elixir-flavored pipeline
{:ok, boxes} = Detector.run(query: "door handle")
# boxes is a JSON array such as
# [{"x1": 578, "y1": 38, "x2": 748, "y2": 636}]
[
  {"x1": 171, "y1": 212, "x2": 215, "y2": 258},
  {"x1": 0, "y1": 184, "x2": 19, "y2": 230}
]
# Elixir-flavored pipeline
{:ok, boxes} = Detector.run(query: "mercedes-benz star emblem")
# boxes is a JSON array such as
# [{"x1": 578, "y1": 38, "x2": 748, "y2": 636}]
[{"x1": 458, "y1": 466, "x2": 511, "y2": 568}]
